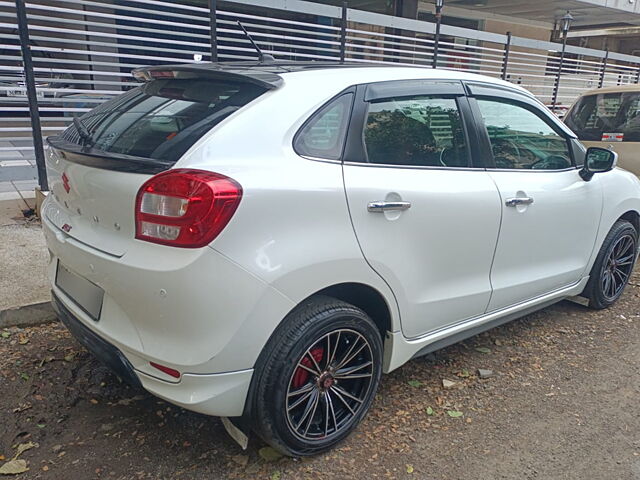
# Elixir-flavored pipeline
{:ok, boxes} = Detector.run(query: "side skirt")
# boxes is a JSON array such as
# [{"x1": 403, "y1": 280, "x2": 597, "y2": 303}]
[{"x1": 383, "y1": 277, "x2": 589, "y2": 373}]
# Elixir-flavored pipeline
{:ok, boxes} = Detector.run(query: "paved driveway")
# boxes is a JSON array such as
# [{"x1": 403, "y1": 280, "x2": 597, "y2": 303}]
[{"x1": 0, "y1": 140, "x2": 38, "y2": 200}]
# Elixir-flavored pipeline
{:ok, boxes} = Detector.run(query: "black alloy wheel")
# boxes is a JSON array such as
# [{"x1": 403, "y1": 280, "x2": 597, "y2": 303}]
[
  {"x1": 251, "y1": 296, "x2": 383, "y2": 456},
  {"x1": 285, "y1": 328, "x2": 375, "y2": 441},
  {"x1": 601, "y1": 232, "x2": 636, "y2": 301},
  {"x1": 584, "y1": 219, "x2": 638, "y2": 309}
]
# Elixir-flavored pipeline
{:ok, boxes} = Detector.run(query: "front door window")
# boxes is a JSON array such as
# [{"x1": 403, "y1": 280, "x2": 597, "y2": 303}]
[{"x1": 476, "y1": 99, "x2": 572, "y2": 170}]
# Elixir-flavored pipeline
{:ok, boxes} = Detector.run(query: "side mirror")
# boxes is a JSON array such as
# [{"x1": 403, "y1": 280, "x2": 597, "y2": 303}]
[{"x1": 580, "y1": 147, "x2": 617, "y2": 181}]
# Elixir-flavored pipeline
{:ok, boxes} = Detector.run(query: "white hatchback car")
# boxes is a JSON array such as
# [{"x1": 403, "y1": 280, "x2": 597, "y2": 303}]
[{"x1": 43, "y1": 62, "x2": 640, "y2": 456}]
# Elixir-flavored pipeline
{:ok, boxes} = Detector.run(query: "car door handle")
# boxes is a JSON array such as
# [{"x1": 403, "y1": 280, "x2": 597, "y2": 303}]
[
  {"x1": 505, "y1": 197, "x2": 534, "y2": 207},
  {"x1": 367, "y1": 201, "x2": 412, "y2": 212}
]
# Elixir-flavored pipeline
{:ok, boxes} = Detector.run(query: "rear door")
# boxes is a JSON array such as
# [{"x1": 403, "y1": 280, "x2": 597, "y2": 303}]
[
  {"x1": 342, "y1": 80, "x2": 502, "y2": 338},
  {"x1": 467, "y1": 84, "x2": 603, "y2": 311}
]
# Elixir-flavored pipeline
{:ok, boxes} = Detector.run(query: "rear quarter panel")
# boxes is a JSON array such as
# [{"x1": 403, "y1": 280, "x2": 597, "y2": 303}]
[{"x1": 173, "y1": 72, "x2": 402, "y2": 352}]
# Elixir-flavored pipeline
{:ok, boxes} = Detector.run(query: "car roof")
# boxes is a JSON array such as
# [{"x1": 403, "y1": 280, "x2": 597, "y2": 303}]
[
  {"x1": 223, "y1": 60, "x2": 527, "y2": 88},
  {"x1": 181, "y1": 60, "x2": 413, "y2": 73},
  {"x1": 280, "y1": 63, "x2": 533, "y2": 98},
  {"x1": 578, "y1": 84, "x2": 640, "y2": 97},
  {"x1": 136, "y1": 60, "x2": 531, "y2": 97}
]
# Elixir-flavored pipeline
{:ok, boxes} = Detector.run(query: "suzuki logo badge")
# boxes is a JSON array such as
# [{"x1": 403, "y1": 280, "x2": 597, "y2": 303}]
[{"x1": 61, "y1": 172, "x2": 71, "y2": 194}]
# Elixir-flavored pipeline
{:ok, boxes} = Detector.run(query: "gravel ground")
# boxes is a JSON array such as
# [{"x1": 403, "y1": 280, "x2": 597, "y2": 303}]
[{"x1": 1, "y1": 274, "x2": 640, "y2": 480}]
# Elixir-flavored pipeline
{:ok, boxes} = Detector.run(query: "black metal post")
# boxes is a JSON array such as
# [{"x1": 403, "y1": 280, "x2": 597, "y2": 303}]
[
  {"x1": 598, "y1": 48, "x2": 609, "y2": 88},
  {"x1": 551, "y1": 33, "x2": 568, "y2": 113},
  {"x1": 208, "y1": 0, "x2": 217, "y2": 62},
  {"x1": 339, "y1": 1, "x2": 347, "y2": 62},
  {"x1": 501, "y1": 31, "x2": 512, "y2": 81},
  {"x1": 551, "y1": 12, "x2": 572, "y2": 113},
  {"x1": 432, "y1": 1, "x2": 443, "y2": 69},
  {"x1": 15, "y1": 0, "x2": 48, "y2": 191}
]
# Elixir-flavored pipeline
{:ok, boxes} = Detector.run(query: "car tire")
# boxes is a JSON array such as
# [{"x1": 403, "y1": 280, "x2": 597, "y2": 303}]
[
  {"x1": 251, "y1": 295, "x2": 383, "y2": 456},
  {"x1": 583, "y1": 220, "x2": 637, "y2": 309}
]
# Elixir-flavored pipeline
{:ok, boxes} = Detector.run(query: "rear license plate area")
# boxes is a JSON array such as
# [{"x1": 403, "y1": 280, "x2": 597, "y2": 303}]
[{"x1": 55, "y1": 262, "x2": 104, "y2": 321}]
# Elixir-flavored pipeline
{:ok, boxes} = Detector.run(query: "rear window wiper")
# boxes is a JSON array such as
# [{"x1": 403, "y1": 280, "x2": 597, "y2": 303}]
[{"x1": 73, "y1": 116, "x2": 92, "y2": 146}]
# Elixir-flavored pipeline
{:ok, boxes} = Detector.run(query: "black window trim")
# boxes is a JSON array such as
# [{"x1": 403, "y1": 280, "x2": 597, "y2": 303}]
[
  {"x1": 466, "y1": 86, "x2": 578, "y2": 172},
  {"x1": 364, "y1": 79, "x2": 466, "y2": 102},
  {"x1": 46, "y1": 137, "x2": 174, "y2": 174},
  {"x1": 570, "y1": 137, "x2": 587, "y2": 168},
  {"x1": 343, "y1": 79, "x2": 483, "y2": 171},
  {"x1": 292, "y1": 87, "x2": 356, "y2": 164}
]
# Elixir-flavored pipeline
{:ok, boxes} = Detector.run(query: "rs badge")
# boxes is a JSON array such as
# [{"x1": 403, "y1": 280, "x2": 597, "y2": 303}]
[{"x1": 62, "y1": 172, "x2": 71, "y2": 193}]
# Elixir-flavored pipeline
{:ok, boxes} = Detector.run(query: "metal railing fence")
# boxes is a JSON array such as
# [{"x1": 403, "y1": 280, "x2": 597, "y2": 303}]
[{"x1": 3, "y1": 0, "x2": 640, "y2": 190}]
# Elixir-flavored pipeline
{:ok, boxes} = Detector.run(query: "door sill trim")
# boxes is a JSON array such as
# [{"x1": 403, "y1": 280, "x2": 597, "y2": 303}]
[
  {"x1": 383, "y1": 277, "x2": 588, "y2": 372},
  {"x1": 409, "y1": 279, "x2": 586, "y2": 342}
]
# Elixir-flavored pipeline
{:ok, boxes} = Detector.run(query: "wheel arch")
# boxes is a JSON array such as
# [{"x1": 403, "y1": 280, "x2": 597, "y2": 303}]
[
  {"x1": 241, "y1": 281, "x2": 397, "y2": 431},
  {"x1": 618, "y1": 209, "x2": 640, "y2": 234},
  {"x1": 248, "y1": 280, "x2": 399, "y2": 378},
  {"x1": 587, "y1": 187, "x2": 640, "y2": 276},
  {"x1": 314, "y1": 282, "x2": 394, "y2": 340}
]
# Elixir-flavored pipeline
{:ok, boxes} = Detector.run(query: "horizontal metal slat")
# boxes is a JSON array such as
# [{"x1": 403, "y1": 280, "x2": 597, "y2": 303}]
[{"x1": 25, "y1": 3, "x2": 210, "y2": 31}]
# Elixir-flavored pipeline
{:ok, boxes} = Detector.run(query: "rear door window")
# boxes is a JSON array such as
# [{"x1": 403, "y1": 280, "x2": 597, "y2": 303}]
[
  {"x1": 565, "y1": 92, "x2": 640, "y2": 142},
  {"x1": 363, "y1": 96, "x2": 470, "y2": 167},
  {"x1": 57, "y1": 78, "x2": 266, "y2": 163}
]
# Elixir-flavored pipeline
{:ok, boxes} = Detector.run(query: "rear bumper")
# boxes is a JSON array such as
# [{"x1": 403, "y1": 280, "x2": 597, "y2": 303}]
[
  {"x1": 41, "y1": 204, "x2": 295, "y2": 374},
  {"x1": 53, "y1": 290, "x2": 253, "y2": 417},
  {"x1": 53, "y1": 292, "x2": 141, "y2": 387},
  {"x1": 41, "y1": 190, "x2": 295, "y2": 416}
]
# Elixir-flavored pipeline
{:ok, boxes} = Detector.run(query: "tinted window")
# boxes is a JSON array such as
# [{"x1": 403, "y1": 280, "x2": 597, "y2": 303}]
[
  {"x1": 58, "y1": 79, "x2": 266, "y2": 163},
  {"x1": 364, "y1": 97, "x2": 469, "y2": 167},
  {"x1": 294, "y1": 93, "x2": 353, "y2": 160},
  {"x1": 477, "y1": 99, "x2": 572, "y2": 170},
  {"x1": 565, "y1": 92, "x2": 640, "y2": 142}
]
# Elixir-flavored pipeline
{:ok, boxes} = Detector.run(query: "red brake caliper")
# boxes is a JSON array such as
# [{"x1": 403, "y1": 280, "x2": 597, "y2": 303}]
[{"x1": 292, "y1": 347, "x2": 324, "y2": 388}]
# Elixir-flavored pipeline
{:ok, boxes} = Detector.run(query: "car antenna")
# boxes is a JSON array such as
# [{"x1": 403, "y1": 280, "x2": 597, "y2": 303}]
[
  {"x1": 73, "y1": 116, "x2": 92, "y2": 146},
  {"x1": 236, "y1": 20, "x2": 275, "y2": 63}
]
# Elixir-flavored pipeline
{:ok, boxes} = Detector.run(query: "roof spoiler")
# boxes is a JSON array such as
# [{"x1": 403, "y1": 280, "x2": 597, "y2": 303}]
[{"x1": 132, "y1": 64, "x2": 283, "y2": 90}]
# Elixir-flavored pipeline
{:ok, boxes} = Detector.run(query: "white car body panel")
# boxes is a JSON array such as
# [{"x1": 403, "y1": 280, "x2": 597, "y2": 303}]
[
  {"x1": 44, "y1": 148, "x2": 147, "y2": 257},
  {"x1": 342, "y1": 164, "x2": 502, "y2": 338},
  {"x1": 41, "y1": 65, "x2": 640, "y2": 419},
  {"x1": 589, "y1": 167, "x2": 640, "y2": 264},
  {"x1": 137, "y1": 369, "x2": 254, "y2": 417},
  {"x1": 43, "y1": 213, "x2": 295, "y2": 373},
  {"x1": 486, "y1": 169, "x2": 603, "y2": 311}
]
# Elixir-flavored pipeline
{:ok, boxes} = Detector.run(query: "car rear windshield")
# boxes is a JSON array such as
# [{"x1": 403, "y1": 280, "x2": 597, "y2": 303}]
[
  {"x1": 56, "y1": 78, "x2": 266, "y2": 163},
  {"x1": 565, "y1": 91, "x2": 640, "y2": 142}
]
